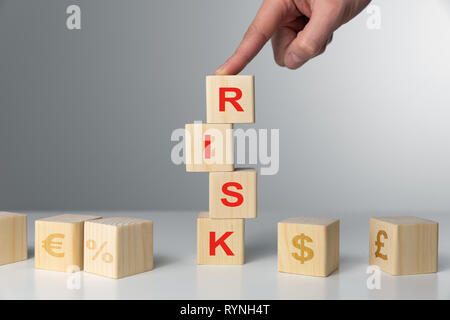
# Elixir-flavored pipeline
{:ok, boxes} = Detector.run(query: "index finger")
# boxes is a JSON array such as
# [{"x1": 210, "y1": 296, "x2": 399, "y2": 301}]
[{"x1": 215, "y1": 0, "x2": 289, "y2": 75}]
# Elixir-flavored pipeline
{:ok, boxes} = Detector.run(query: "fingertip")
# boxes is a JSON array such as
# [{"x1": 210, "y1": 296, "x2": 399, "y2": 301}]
[{"x1": 214, "y1": 64, "x2": 228, "y2": 75}]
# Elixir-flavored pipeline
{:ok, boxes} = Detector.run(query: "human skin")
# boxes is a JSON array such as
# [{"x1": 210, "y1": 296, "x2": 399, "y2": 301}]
[{"x1": 215, "y1": 0, "x2": 371, "y2": 74}]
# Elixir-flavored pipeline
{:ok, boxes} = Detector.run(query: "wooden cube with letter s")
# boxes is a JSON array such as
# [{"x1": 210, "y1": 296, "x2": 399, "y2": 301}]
[
  {"x1": 209, "y1": 169, "x2": 257, "y2": 219},
  {"x1": 278, "y1": 217, "x2": 340, "y2": 277},
  {"x1": 206, "y1": 75, "x2": 254, "y2": 124},
  {"x1": 369, "y1": 216, "x2": 438, "y2": 275},
  {"x1": 197, "y1": 212, "x2": 244, "y2": 265}
]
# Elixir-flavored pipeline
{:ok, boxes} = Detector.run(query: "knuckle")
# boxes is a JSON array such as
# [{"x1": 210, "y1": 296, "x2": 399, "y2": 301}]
[
  {"x1": 327, "y1": 0, "x2": 348, "y2": 19},
  {"x1": 328, "y1": 0, "x2": 346, "y2": 11},
  {"x1": 248, "y1": 23, "x2": 271, "y2": 43},
  {"x1": 296, "y1": 39, "x2": 321, "y2": 57}
]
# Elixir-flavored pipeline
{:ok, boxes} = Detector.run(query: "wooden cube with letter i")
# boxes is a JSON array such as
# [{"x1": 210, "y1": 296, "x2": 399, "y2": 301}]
[
  {"x1": 84, "y1": 217, "x2": 154, "y2": 279},
  {"x1": 185, "y1": 123, "x2": 234, "y2": 172},
  {"x1": 197, "y1": 212, "x2": 244, "y2": 265},
  {"x1": 35, "y1": 214, "x2": 101, "y2": 272},
  {"x1": 369, "y1": 216, "x2": 438, "y2": 275},
  {"x1": 278, "y1": 217, "x2": 340, "y2": 277},
  {"x1": 209, "y1": 169, "x2": 257, "y2": 219},
  {"x1": 0, "y1": 212, "x2": 27, "y2": 266},
  {"x1": 206, "y1": 75, "x2": 254, "y2": 124}
]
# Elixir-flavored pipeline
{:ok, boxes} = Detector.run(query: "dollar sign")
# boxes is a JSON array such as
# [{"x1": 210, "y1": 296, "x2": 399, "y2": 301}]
[
  {"x1": 292, "y1": 233, "x2": 314, "y2": 264},
  {"x1": 374, "y1": 230, "x2": 388, "y2": 260}
]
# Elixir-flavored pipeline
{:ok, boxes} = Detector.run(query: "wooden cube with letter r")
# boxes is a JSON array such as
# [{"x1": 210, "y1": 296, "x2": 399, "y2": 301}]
[
  {"x1": 369, "y1": 216, "x2": 438, "y2": 275},
  {"x1": 84, "y1": 217, "x2": 154, "y2": 279},
  {"x1": 206, "y1": 75, "x2": 254, "y2": 124},
  {"x1": 278, "y1": 217, "x2": 340, "y2": 277},
  {"x1": 0, "y1": 212, "x2": 27, "y2": 266},
  {"x1": 197, "y1": 212, "x2": 244, "y2": 265}
]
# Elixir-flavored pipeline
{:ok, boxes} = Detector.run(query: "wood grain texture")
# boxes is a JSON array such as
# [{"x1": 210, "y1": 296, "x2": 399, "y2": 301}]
[
  {"x1": 209, "y1": 169, "x2": 257, "y2": 219},
  {"x1": 185, "y1": 123, "x2": 234, "y2": 172},
  {"x1": 35, "y1": 214, "x2": 101, "y2": 272},
  {"x1": 0, "y1": 212, "x2": 27, "y2": 266},
  {"x1": 278, "y1": 217, "x2": 340, "y2": 277},
  {"x1": 197, "y1": 212, "x2": 244, "y2": 265},
  {"x1": 84, "y1": 217, "x2": 154, "y2": 279},
  {"x1": 206, "y1": 75, "x2": 255, "y2": 124},
  {"x1": 369, "y1": 216, "x2": 438, "y2": 275}
]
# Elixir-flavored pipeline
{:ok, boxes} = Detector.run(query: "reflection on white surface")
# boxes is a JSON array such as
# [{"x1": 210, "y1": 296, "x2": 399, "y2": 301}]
[
  {"x1": 277, "y1": 272, "x2": 340, "y2": 300},
  {"x1": 0, "y1": 211, "x2": 449, "y2": 299},
  {"x1": 196, "y1": 266, "x2": 244, "y2": 299},
  {"x1": 368, "y1": 272, "x2": 439, "y2": 300}
]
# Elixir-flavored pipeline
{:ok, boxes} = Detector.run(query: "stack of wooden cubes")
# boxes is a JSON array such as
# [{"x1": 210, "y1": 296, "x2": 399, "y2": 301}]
[{"x1": 186, "y1": 76, "x2": 256, "y2": 265}]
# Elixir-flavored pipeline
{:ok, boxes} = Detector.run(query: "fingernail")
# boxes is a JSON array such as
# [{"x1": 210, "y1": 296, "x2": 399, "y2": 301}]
[
  {"x1": 287, "y1": 52, "x2": 305, "y2": 69},
  {"x1": 214, "y1": 64, "x2": 227, "y2": 75}
]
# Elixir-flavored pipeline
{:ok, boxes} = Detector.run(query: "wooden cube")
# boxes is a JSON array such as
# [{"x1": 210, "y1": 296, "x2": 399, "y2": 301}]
[
  {"x1": 278, "y1": 217, "x2": 340, "y2": 277},
  {"x1": 0, "y1": 212, "x2": 27, "y2": 266},
  {"x1": 35, "y1": 214, "x2": 101, "y2": 272},
  {"x1": 209, "y1": 169, "x2": 257, "y2": 219},
  {"x1": 185, "y1": 123, "x2": 234, "y2": 172},
  {"x1": 197, "y1": 212, "x2": 244, "y2": 265},
  {"x1": 84, "y1": 217, "x2": 154, "y2": 279},
  {"x1": 206, "y1": 75, "x2": 255, "y2": 124},
  {"x1": 369, "y1": 216, "x2": 438, "y2": 275}
]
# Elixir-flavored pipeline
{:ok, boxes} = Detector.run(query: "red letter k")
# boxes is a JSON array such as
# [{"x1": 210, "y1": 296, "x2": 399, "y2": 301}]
[{"x1": 209, "y1": 231, "x2": 234, "y2": 256}]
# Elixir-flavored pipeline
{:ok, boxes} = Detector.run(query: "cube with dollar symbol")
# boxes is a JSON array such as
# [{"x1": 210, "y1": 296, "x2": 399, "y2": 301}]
[
  {"x1": 369, "y1": 216, "x2": 438, "y2": 275},
  {"x1": 278, "y1": 217, "x2": 340, "y2": 277}
]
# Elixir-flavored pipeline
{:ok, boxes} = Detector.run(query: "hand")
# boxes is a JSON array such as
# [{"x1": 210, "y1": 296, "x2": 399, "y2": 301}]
[{"x1": 215, "y1": 0, "x2": 371, "y2": 74}]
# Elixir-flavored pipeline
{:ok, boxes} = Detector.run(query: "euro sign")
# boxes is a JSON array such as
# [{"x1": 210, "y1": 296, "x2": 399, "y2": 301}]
[
  {"x1": 374, "y1": 230, "x2": 388, "y2": 260},
  {"x1": 42, "y1": 233, "x2": 65, "y2": 258},
  {"x1": 292, "y1": 233, "x2": 314, "y2": 264}
]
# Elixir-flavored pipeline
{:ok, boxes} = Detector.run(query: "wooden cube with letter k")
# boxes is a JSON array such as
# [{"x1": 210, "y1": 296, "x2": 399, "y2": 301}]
[
  {"x1": 197, "y1": 212, "x2": 244, "y2": 265},
  {"x1": 206, "y1": 75, "x2": 254, "y2": 124},
  {"x1": 209, "y1": 169, "x2": 257, "y2": 219},
  {"x1": 369, "y1": 216, "x2": 438, "y2": 275},
  {"x1": 278, "y1": 217, "x2": 340, "y2": 277},
  {"x1": 185, "y1": 123, "x2": 234, "y2": 172}
]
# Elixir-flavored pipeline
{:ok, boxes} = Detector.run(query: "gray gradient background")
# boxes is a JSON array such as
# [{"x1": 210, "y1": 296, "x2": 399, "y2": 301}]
[{"x1": 1, "y1": 0, "x2": 450, "y2": 216}]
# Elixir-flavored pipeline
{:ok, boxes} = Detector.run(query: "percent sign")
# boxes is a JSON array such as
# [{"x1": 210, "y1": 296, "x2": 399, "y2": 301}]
[{"x1": 86, "y1": 240, "x2": 113, "y2": 263}]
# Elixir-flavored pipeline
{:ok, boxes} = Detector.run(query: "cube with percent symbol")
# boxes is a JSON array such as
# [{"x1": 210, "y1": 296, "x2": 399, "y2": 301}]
[
  {"x1": 369, "y1": 216, "x2": 438, "y2": 275},
  {"x1": 35, "y1": 214, "x2": 102, "y2": 272},
  {"x1": 278, "y1": 217, "x2": 340, "y2": 277},
  {"x1": 206, "y1": 75, "x2": 255, "y2": 124},
  {"x1": 0, "y1": 212, "x2": 27, "y2": 266},
  {"x1": 185, "y1": 123, "x2": 234, "y2": 172},
  {"x1": 197, "y1": 212, "x2": 244, "y2": 265},
  {"x1": 209, "y1": 169, "x2": 257, "y2": 219},
  {"x1": 84, "y1": 217, "x2": 154, "y2": 279}
]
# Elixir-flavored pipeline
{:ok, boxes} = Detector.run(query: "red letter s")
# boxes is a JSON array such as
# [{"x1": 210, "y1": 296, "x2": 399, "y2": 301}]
[{"x1": 221, "y1": 182, "x2": 244, "y2": 207}]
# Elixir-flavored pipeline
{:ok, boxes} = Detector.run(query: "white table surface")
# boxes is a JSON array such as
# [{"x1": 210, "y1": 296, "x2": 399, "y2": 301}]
[{"x1": 0, "y1": 211, "x2": 449, "y2": 300}]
